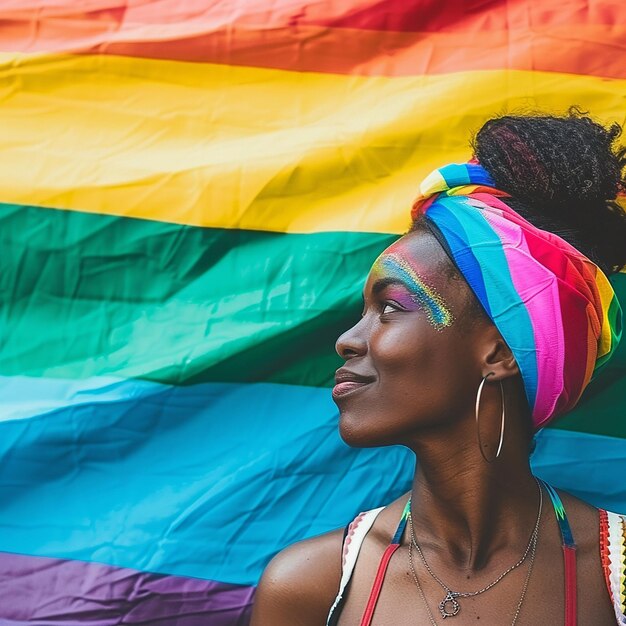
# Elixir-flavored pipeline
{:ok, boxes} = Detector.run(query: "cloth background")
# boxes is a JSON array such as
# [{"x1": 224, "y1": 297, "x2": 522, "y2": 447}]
[{"x1": 0, "y1": 1, "x2": 625, "y2": 623}]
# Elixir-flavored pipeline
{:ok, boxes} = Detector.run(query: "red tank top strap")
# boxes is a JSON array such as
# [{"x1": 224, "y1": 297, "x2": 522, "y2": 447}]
[
  {"x1": 358, "y1": 499, "x2": 411, "y2": 626},
  {"x1": 359, "y1": 481, "x2": 577, "y2": 626}
]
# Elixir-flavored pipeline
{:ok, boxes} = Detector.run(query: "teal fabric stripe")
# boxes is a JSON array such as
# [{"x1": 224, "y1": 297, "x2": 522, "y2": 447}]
[{"x1": 0, "y1": 375, "x2": 165, "y2": 423}]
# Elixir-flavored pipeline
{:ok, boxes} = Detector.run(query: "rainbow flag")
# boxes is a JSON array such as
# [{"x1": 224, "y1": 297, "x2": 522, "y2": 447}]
[{"x1": 0, "y1": 1, "x2": 624, "y2": 623}]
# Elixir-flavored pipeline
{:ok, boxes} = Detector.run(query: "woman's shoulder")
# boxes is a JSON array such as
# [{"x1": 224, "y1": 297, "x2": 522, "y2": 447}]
[
  {"x1": 251, "y1": 495, "x2": 410, "y2": 626},
  {"x1": 250, "y1": 526, "x2": 347, "y2": 626},
  {"x1": 251, "y1": 493, "x2": 411, "y2": 626},
  {"x1": 554, "y1": 488, "x2": 626, "y2": 622},
  {"x1": 549, "y1": 487, "x2": 622, "y2": 556},
  {"x1": 553, "y1": 488, "x2": 625, "y2": 541}
]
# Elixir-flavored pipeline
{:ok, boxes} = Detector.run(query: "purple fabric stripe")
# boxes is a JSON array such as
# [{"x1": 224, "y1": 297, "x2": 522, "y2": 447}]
[{"x1": 0, "y1": 551, "x2": 254, "y2": 625}]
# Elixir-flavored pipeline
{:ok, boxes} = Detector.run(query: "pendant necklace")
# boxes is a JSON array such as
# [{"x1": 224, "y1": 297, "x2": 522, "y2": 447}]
[
  {"x1": 407, "y1": 477, "x2": 543, "y2": 621},
  {"x1": 408, "y1": 520, "x2": 538, "y2": 625}
]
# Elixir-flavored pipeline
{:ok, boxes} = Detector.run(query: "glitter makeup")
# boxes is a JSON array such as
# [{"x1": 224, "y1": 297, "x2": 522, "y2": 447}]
[{"x1": 371, "y1": 250, "x2": 454, "y2": 330}]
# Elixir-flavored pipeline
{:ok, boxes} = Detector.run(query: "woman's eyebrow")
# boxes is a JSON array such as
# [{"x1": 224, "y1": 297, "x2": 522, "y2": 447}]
[{"x1": 371, "y1": 277, "x2": 408, "y2": 295}]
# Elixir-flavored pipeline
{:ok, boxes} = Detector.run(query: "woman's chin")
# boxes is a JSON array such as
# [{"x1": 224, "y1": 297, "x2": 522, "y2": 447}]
[{"x1": 338, "y1": 412, "x2": 392, "y2": 448}]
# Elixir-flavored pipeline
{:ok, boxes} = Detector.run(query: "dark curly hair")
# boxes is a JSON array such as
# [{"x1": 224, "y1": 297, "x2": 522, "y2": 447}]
[
  {"x1": 410, "y1": 109, "x2": 626, "y2": 449},
  {"x1": 411, "y1": 108, "x2": 626, "y2": 275},
  {"x1": 473, "y1": 108, "x2": 626, "y2": 274}
]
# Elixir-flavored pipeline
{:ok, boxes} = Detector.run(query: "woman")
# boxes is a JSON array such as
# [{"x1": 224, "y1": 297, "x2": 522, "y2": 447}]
[{"x1": 251, "y1": 111, "x2": 626, "y2": 625}]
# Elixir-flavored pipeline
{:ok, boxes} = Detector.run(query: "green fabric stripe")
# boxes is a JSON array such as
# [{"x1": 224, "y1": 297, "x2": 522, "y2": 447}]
[
  {"x1": 0, "y1": 202, "x2": 394, "y2": 387},
  {"x1": 2, "y1": 203, "x2": 624, "y2": 438}
]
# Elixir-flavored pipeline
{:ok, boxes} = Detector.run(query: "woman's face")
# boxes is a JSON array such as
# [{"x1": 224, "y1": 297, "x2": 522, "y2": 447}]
[{"x1": 334, "y1": 230, "x2": 488, "y2": 447}]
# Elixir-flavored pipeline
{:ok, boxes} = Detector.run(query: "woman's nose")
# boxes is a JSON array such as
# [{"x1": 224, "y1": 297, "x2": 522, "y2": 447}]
[{"x1": 335, "y1": 319, "x2": 368, "y2": 360}]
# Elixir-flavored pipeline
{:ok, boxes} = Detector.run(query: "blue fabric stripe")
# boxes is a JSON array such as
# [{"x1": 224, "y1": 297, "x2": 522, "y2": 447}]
[
  {"x1": 426, "y1": 196, "x2": 539, "y2": 410},
  {"x1": 531, "y1": 429, "x2": 626, "y2": 514},
  {"x1": 425, "y1": 205, "x2": 492, "y2": 316},
  {"x1": 0, "y1": 377, "x2": 624, "y2": 588},
  {"x1": 438, "y1": 163, "x2": 495, "y2": 190},
  {"x1": 0, "y1": 375, "x2": 165, "y2": 423},
  {"x1": 0, "y1": 376, "x2": 415, "y2": 585},
  {"x1": 439, "y1": 163, "x2": 472, "y2": 188}
]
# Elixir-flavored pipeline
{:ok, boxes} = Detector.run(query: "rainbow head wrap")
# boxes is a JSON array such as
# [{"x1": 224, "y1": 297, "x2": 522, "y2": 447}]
[{"x1": 412, "y1": 162, "x2": 622, "y2": 429}]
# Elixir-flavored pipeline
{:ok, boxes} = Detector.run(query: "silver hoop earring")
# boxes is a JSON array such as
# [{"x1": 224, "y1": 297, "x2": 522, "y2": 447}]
[{"x1": 475, "y1": 372, "x2": 505, "y2": 463}]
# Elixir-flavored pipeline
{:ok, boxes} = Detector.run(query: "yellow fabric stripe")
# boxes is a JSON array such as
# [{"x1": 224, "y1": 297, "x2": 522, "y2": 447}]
[
  {"x1": 418, "y1": 169, "x2": 448, "y2": 197},
  {"x1": 1, "y1": 52, "x2": 625, "y2": 235},
  {"x1": 597, "y1": 270, "x2": 617, "y2": 359}
]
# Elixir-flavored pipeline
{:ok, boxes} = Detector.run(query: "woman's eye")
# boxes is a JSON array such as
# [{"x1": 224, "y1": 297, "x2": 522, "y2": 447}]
[{"x1": 381, "y1": 302, "x2": 401, "y2": 314}]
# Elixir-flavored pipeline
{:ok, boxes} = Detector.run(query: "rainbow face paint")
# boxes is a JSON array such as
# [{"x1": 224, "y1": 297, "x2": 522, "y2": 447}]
[{"x1": 370, "y1": 248, "x2": 454, "y2": 330}]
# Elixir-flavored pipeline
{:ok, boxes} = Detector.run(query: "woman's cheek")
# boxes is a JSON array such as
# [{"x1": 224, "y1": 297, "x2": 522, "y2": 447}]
[
  {"x1": 369, "y1": 319, "x2": 412, "y2": 356},
  {"x1": 372, "y1": 318, "x2": 434, "y2": 371}
]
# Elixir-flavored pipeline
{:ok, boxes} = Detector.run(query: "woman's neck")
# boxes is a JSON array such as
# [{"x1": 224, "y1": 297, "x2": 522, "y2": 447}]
[{"x1": 406, "y1": 418, "x2": 539, "y2": 571}]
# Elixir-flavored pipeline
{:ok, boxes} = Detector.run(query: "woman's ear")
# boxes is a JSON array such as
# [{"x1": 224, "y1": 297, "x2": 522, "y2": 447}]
[{"x1": 480, "y1": 327, "x2": 520, "y2": 381}]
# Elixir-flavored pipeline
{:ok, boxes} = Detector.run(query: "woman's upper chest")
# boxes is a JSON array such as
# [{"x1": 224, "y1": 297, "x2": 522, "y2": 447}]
[{"x1": 335, "y1": 514, "x2": 616, "y2": 626}]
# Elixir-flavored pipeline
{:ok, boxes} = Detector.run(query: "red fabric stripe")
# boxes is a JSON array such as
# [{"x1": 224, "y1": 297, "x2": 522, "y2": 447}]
[
  {"x1": 359, "y1": 543, "x2": 399, "y2": 626},
  {"x1": 1, "y1": 0, "x2": 622, "y2": 34},
  {"x1": 518, "y1": 228, "x2": 596, "y2": 417},
  {"x1": 553, "y1": 274, "x2": 592, "y2": 414},
  {"x1": 1, "y1": 1, "x2": 625, "y2": 78},
  {"x1": 563, "y1": 545, "x2": 578, "y2": 626},
  {"x1": 313, "y1": 0, "x2": 623, "y2": 33}
]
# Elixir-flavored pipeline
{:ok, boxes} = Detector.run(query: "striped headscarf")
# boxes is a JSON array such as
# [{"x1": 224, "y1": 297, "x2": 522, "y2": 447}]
[{"x1": 411, "y1": 163, "x2": 622, "y2": 429}]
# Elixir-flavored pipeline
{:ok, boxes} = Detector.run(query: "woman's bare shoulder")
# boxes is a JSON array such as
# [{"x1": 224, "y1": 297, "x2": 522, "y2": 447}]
[{"x1": 250, "y1": 527, "x2": 345, "y2": 626}]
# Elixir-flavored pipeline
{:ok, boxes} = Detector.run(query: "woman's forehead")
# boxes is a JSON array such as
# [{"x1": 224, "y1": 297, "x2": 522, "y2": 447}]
[
  {"x1": 366, "y1": 231, "x2": 468, "y2": 302},
  {"x1": 372, "y1": 232, "x2": 443, "y2": 276}
]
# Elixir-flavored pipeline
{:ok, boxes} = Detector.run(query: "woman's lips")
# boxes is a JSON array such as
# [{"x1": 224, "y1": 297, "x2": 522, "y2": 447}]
[{"x1": 332, "y1": 381, "x2": 372, "y2": 398}]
